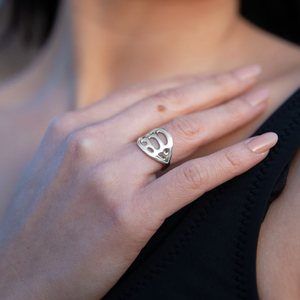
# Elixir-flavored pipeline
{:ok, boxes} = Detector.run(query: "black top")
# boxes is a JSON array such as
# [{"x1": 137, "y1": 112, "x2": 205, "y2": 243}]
[{"x1": 103, "y1": 86, "x2": 300, "y2": 300}]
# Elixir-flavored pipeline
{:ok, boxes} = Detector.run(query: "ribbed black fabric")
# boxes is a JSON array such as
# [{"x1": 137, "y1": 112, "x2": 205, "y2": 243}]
[{"x1": 102, "y1": 87, "x2": 300, "y2": 300}]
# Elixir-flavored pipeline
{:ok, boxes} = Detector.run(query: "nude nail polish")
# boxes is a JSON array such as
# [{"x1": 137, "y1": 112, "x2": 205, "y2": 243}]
[
  {"x1": 245, "y1": 88, "x2": 270, "y2": 106},
  {"x1": 234, "y1": 64, "x2": 262, "y2": 81},
  {"x1": 247, "y1": 132, "x2": 278, "y2": 154}
]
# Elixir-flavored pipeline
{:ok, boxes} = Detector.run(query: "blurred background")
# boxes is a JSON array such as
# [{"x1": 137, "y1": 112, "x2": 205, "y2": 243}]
[{"x1": 0, "y1": 0, "x2": 299, "y2": 81}]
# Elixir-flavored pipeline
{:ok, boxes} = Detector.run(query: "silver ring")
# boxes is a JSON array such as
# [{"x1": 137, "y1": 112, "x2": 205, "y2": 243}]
[{"x1": 137, "y1": 128, "x2": 173, "y2": 170}]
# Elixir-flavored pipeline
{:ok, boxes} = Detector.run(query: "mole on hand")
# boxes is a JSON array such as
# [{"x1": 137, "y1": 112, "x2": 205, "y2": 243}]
[{"x1": 157, "y1": 105, "x2": 166, "y2": 112}]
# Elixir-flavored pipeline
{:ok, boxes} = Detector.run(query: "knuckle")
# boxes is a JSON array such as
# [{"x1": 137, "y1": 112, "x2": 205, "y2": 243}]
[
  {"x1": 235, "y1": 97, "x2": 253, "y2": 119},
  {"x1": 103, "y1": 198, "x2": 126, "y2": 228},
  {"x1": 223, "y1": 149, "x2": 242, "y2": 173},
  {"x1": 180, "y1": 160, "x2": 208, "y2": 189},
  {"x1": 64, "y1": 128, "x2": 95, "y2": 159},
  {"x1": 128, "y1": 83, "x2": 160, "y2": 99},
  {"x1": 117, "y1": 82, "x2": 145, "y2": 98},
  {"x1": 152, "y1": 88, "x2": 187, "y2": 108},
  {"x1": 132, "y1": 202, "x2": 159, "y2": 234},
  {"x1": 168, "y1": 116, "x2": 201, "y2": 142},
  {"x1": 110, "y1": 202, "x2": 145, "y2": 236},
  {"x1": 47, "y1": 112, "x2": 76, "y2": 137},
  {"x1": 223, "y1": 98, "x2": 250, "y2": 122},
  {"x1": 210, "y1": 71, "x2": 238, "y2": 94}
]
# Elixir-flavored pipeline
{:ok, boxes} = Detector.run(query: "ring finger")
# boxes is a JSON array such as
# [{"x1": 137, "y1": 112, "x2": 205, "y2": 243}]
[{"x1": 124, "y1": 87, "x2": 269, "y2": 175}]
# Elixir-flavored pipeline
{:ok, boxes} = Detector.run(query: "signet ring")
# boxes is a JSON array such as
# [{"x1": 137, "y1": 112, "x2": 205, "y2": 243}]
[{"x1": 137, "y1": 128, "x2": 173, "y2": 170}]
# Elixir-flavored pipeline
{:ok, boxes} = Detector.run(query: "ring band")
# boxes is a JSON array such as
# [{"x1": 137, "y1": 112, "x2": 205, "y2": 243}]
[{"x1": 137, "y1": 128, "x2": 173, "y2": 170}]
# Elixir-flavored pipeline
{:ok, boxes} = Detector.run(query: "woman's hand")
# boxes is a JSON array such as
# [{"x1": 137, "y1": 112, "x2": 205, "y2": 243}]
[{"x1": 0, "y1": 64, "x2": 277, "y2": 300}]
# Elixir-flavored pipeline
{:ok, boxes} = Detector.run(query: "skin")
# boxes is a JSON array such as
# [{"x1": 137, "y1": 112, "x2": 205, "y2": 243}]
[
  {"x1": 0, "y1": 0, "x2": 300, "y2": 298},
  {"x1": 0, "y1": 65, "x2": 278, "y2": 300}
]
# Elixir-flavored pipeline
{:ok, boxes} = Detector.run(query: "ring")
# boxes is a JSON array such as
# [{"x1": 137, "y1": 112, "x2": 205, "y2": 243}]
[{"x1": 137, "y1": 128, "x2": 173, "y2": 170}]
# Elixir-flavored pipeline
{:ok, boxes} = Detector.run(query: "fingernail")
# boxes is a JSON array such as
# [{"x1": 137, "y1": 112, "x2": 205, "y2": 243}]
[
  {"x1": 234, "y1": 64, "x2": 262, "y2": 81},
  {"x1": 247, "y1": 132, "x2": 278, "y2": 154},
  {"x1": 245, "y1": 88, "x2": 269, "y2": 106}
]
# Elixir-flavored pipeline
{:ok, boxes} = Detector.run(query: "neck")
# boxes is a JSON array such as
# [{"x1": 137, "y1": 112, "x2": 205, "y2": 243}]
[{"x1": 70, "y1": 0, "x2": 242, "y2": 108}]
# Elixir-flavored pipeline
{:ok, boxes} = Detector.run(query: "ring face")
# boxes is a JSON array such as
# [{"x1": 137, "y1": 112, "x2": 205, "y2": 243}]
[{"x1": 137, "y1": 128, "x2": 173, "y2": 167}]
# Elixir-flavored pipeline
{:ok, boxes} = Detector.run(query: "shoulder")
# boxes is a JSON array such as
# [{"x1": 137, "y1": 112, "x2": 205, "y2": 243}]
[
  {"x1": 253, "y1": 26, "x2": 300, "y2": 119},
  {"x1": 252, "y1": 23, "x2": 300, "y2": 296},
  {"x1": 244, "y1": 17, "x2": 300, "y2": 66},
  {"x1": 241, "y1": 17, "x2": 300, "y2": 109},
  {"x1": 241, "y1": 18, "x2": 300, "y2": 86},
  {"x1": 256, "y1": 148, "x2": 300, "y2": 299},
  {"x1": 269, "y1": 147, "x2": 300, "y2": 224}
]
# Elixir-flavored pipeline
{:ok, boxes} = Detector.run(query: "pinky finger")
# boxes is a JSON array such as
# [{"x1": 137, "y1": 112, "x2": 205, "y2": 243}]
[{"x1": 141, "y1": 132, "x2": 278, "y2": 221}]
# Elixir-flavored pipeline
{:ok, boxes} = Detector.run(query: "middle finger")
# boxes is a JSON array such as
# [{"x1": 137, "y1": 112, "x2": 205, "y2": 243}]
[{"x1": 109, "y1": 64, "x2": 262, "y2": 142}]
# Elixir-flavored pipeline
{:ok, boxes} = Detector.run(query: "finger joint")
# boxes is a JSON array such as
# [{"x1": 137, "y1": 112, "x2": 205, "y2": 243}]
[
  {"x1": 180, "y1": 161, "x2": 208, "y2": 190},
  {"x1": 168, "y1": 116, "x2": 201, "y2": 143}
]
